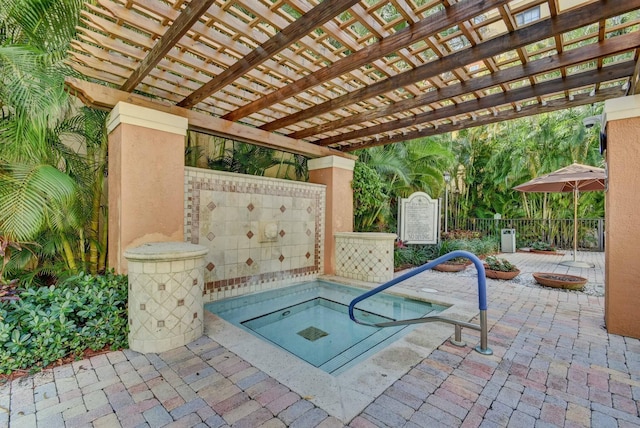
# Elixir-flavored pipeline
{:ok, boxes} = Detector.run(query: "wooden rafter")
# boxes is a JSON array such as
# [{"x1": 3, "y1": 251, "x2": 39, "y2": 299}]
[
  {"x1": 316, "y1": 61, "x2": 634, "y2": 147},
  {"x1": 176, "y1": 0, "x2": 362, "y2": 108},
  {"x1": 259, "y1": 0, "x2": 639, "y2": 133},
  {"x1": 120, "y1": 0, "x2": 215, "y2": 92},
  {"x1": 290, "y1": 31, "x2": 640, "y2": 140},
  {"x1": 222, "y1": 0, "x2": 510, "y2": 122},
  {"x1": 67, "y1": 0, "x2": 640, "y2": 156},
  {"x1": 343, "y1": 87, "x2": 623, "y2": 152}
]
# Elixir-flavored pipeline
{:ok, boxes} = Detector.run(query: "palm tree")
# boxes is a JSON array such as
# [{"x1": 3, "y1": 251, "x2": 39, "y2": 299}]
[
  {"x1": 353, "y1": 137, "x2": 454, "y2": 231},
  {"x1": 207, "y1": 140, "x2": 284, "y2": 176},
  {"x1": 443, "y1": 104, "x2": 604, "y2": 237},
  {"x1": 0, "y1": 0, "x2": 108, "y2": 278}
]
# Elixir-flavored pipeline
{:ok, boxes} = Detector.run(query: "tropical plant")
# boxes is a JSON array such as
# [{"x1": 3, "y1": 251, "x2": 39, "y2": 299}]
[
  {"x1": 185, "y1": 132, "x2": 204, "y2": 167},
  {"x1": 447, "y1": 104, "x2": 604, "y2": 228},
  {"x1": 484, "y1": 255, "x2": 517, "y2": 272},
  {"x1": 353, "y1": 137, "x2": 455, "y2": 232},
  {"x1": 352, "y1": 162, "x2": 388, "y2": 231},
  {"x1": 393, "y1": 242, "x2": 438, "y2": 269},
  {"x1": 207, "y1": 141, "x2": 274, "y2": 176},
  {"x1": 438, "y1": 236, "x2": 498, "y2": 258},
  {"x1": 205, "y1": 137, "x2": 309, "y2": 180},
  {"x1": 441, "y1": 229, "x2": 481, "y2": 240},
  {"x1": 0, "y1": 235, "x2": 22, "y2": 284},
  {"x1": 0, "y1": 163, "x2": 77, "y2": 239},
  {"x1": 0, "y1": 0, "x2": 109, "y2": 279},
  {"x1": 435, "y1": 241, "x2": 470, "y2": 265}
]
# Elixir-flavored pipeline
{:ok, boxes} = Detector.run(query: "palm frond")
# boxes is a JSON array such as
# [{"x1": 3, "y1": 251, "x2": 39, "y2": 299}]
[
  {"x1": 2, "y1": 0, "x2": 83, "y2": 62},
  {"x1": 0, "y1": 163, "x2": 77, "y2": 241},
  {"x1": 0, "y1": 46, "x2": 69, "y2": 117}
]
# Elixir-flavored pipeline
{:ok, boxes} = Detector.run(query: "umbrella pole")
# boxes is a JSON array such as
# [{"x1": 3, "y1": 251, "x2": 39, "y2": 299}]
[
  {"x1": 560, "y1": 187, "x2": 594, "y2": 268},
  {"x1": 573, "y1": 187, "x2": 578, "y2": 263}
]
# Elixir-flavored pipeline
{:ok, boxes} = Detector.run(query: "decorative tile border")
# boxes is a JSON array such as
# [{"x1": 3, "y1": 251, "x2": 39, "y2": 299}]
[{"x1": 185, "y1": 167, "x2": 325, "y2": 301}]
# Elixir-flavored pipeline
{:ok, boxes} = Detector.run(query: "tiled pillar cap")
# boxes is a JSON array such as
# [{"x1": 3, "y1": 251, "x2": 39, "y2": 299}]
[
  {"x1": 308, "y1": 155, "x2": 355, "y2": 171},
  {"x1": 124, "y1": 242, "x2": 208, "y2": 262}
]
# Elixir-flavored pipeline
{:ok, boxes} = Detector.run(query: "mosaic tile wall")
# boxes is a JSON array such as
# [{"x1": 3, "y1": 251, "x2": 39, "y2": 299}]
[
  {"x1": 335, "y1": 233, "x2": 396, "y2": 283},
  {"x1": 184, "y1": 167, "x2": 325, "y2": 301}
]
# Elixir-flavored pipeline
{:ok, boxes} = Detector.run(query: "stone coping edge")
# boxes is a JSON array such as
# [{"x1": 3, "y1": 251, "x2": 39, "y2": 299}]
[
  {"x1": 334, "y1": 232, "x2": 397, "y2": 240},
  {"x1": 124, "y1": 242, "x2": 209, "y2": 261}
]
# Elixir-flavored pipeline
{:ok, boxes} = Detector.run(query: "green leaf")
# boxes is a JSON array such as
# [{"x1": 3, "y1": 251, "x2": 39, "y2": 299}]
[{"x1": 0, "y1": 163, "x2": 77, "y2": 240}]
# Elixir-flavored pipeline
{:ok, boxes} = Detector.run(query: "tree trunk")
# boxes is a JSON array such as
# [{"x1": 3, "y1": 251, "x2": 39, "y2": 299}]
[
  {"x1": 61, "y1": 235, "x2": 77, "y2": 272},
  {"x1": 98, "y1": 205, "x2": 108, "y2": 273},
  {"x1": 88, "y1": 131, "x2": 107, "y2": 275}
]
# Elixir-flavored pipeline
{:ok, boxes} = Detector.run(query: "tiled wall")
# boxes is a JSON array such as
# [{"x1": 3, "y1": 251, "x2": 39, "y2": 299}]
[
  {"x1": 335, "y1": 233, "x2": 396, "y2": 283},
  {"x1": 184, "y1": 167, "x2": 325, "y2": 301}
]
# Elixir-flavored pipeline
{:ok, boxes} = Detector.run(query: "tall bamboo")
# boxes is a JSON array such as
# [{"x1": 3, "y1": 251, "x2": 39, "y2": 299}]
[{"x1": 88, "y1": 130, "x2": 108, "y2": 274}]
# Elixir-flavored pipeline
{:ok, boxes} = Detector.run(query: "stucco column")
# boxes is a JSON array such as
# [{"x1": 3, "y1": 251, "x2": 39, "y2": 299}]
[
  {"x1": 308, "y1": 156, "x2": 356, "y2": 275},
  {"x1": 603, "y1": 95, "x2": 640, "y2": 339},
  {"x1": 107, "y1": 102, "x2": 188, "y2": 274}
]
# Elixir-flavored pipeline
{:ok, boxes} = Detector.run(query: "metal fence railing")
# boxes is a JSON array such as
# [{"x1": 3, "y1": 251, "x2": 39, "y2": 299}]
[{"x1": 452, "y1": 218, "x2": 605, "y2": 251}]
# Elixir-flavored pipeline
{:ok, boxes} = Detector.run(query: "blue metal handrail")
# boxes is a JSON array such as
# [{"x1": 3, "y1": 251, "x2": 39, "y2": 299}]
[{"x1": 348, "y1": 250, "x2": 492, "y2": 355}]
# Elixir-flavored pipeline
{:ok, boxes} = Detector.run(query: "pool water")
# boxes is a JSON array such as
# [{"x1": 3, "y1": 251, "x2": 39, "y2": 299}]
[{"x1": 205, "y1": 280, "x2": 446, "y2": 374}]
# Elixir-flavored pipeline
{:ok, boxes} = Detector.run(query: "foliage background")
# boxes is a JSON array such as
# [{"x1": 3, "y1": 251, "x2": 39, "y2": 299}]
[
  {"x1": 352, "y1": 105, "x2": 605, "y2": 234},
  {"x1": 1, "y1": 0, "x2": 109, "y2": 283}
]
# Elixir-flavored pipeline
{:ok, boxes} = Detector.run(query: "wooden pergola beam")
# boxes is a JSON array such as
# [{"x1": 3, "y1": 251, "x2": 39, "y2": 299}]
[
  {"x1": 119, "y1": 0, "x2": 215, "y2": 92},
  {"x1": 176, "y1": 0, "x2": 362, "y2": 109},
  {"x1": 259, "y1": 0, "x2": 640, "y2": 133},
  {"x1": 316, "y1": 61, "x2": 634, "y2": 147},
  {"x1": 294, "y1": 31, "x2": 640, "y2": 141},
  {"x1": 65, "y1": 78, "x2": 356, "y2": 160},
  {"x1": 344, "y1": 86, "x2": 623, "y2": 152},
  {"x1": 630, "y1": 55, "x2": 640, "y2": 95},
  {"x1": 221, "y1": 0, "x2": 510, "y2": 122},
  {"x1": 69, "y1": 0, "x2": 640, "y2": 152}
]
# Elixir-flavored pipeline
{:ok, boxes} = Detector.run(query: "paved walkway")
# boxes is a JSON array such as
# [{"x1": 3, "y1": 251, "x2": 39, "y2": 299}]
[{"x1": 2, "y1": 251, "x2": 639, "y2": 427}]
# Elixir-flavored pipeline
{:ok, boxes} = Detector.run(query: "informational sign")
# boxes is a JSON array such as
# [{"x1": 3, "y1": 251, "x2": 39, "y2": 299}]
[{"x1": 398, "y1": 192, "x2": 439, "y2": 244}]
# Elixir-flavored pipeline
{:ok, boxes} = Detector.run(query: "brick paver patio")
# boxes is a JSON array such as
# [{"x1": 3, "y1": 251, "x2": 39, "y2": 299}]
[{"x1": 2, "y1": 251, "x2": 639, "y2": 427}]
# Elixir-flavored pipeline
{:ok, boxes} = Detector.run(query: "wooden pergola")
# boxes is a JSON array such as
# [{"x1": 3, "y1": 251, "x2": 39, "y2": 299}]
[{"x1": 66, "y1": 0, "x2": 640, "y2": 157}]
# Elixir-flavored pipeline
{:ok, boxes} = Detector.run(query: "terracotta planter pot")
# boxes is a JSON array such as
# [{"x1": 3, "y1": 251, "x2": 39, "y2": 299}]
[
  {"x1": 485, "y1": 268, "x2": 520, "y2": 280},
  {"x1": 532, "y1": 272, "x2": 587, "y2": 290},
  {"x1": 433, "y1": 262, "x2": 467, "y2": 272}
]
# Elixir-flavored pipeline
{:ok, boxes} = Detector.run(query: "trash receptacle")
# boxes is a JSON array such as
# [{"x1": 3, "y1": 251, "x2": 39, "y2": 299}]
[{"x1": 501, "y1": 228, "x2": 516, "y2": 253}]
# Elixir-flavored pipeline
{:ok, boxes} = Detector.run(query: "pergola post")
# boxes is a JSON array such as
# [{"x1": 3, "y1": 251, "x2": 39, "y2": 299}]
[
  {"x1": 308, "y1": 156, "x2": 356, "y2": 275},
  {"x1": 603, "y1": 95, "x2": 640, "y2": 339},
  {"x1": 106, "y1": 102, "x2": 188, "y2": 273}
]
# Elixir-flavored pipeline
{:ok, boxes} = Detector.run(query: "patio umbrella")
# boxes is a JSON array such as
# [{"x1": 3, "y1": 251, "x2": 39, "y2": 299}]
[{"x1": 513, "y1": 162, "x2": 605, "y2": 268}]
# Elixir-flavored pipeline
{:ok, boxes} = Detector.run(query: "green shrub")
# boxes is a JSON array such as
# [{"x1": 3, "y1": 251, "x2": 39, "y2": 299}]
[
  {"x1": 531, "y1": 241, "x2": 556, "y2": 251},
  {"x1": 474, "y1": 236, "x2": 500, "y2": 256},
  {"x1": 440, "y1": 230, "x2": 482, "y2": 240},
  {"x1": 394, "y1": 233, "x2": 499, "y2": 269},
  {"x1": 352, "y1": 162, "x2": 388, "y2": 231},
  {"x1": 438, "y1": 236, "x2": 498, "y2": 258},
  {"x1": 394, "y1": 243, "x2": 438, "y2": 268},
  {"x1": 485, "y1": 256, "x2": 518, "y2": 272},
  {"x1": 0, "y1": 271, "x2": 128, "y2": 374}
]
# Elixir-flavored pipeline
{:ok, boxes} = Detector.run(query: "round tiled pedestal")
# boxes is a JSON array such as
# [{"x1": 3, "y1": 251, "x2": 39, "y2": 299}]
[{"x1": 125, "y1": 242, "x2": 208, "y2": 353}]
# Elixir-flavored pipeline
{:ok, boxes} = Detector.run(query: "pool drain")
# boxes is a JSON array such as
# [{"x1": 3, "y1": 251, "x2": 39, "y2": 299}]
[{"x1": 297, "y1": 326, "x2": 328, "y2": 341}]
